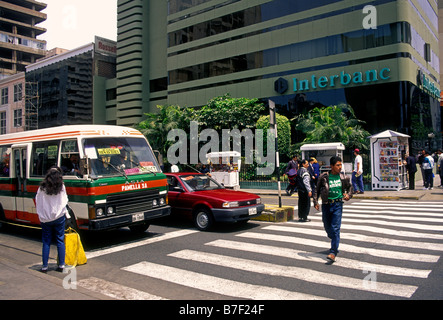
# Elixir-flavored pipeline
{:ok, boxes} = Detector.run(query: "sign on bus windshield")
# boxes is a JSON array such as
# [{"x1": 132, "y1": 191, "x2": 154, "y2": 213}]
[{"x1": 84, "y1": 137, "x2": 160, "y2": 178}]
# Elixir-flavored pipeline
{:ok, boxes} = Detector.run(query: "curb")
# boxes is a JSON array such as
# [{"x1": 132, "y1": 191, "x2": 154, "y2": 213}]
[{"x1": 252, "y1": 205, "x2": 294, "y2": 222}]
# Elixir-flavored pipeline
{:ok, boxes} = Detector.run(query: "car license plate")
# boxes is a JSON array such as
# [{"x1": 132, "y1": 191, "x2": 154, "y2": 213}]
[
  {"x1": 132, "y1": 213, "x2": 145, "y2": 222},
  {"x1": 248, "y1": 207, "x2": 257, "y2": 215}
]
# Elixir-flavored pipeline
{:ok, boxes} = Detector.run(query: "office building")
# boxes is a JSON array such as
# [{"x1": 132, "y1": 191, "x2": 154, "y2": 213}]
[
  {"x1": 25, "y1": 37, "x2": 117, "y2": 129},
  {"x1": 0, "y1": 0, "x2": 47, "y2": 78},
  {"x1": 116, "y1": 0, "x2": 441, "y2": 150}
]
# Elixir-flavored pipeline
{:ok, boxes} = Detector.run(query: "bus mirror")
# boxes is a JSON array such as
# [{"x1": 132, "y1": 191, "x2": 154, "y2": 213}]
[{"x1": 79, "y1": 158, "x2": 88, "y2": 176}]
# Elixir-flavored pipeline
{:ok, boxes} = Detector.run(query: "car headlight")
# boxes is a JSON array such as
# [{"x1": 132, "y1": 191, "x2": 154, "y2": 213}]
[
  {"x1": 256, "y1": 198, "x2": 261, "y2": 204},
  {"x1": 222, "y1": 201, "x2": 239, "y2": 208},
  {"x1": 107, "y1": 206, "x2": 114, "y2": 215},
  {"x1": 159, "y1": 198, "x2": 165, "y2": 206},
  {"x1": 153, "y1": 199, "x2": 158, "y2": 206}
]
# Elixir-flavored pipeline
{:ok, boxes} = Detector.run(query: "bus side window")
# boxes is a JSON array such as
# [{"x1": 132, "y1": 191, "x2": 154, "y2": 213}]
[
  {"x1": 60, "y1": 140, "x2": 80, "y2": 176},
  {"x1": 0, "y1": 146, "x2": 11, "y2": 177},
  {"x1": 31, "y1": 142, "x2": 59, "y2": 176}
]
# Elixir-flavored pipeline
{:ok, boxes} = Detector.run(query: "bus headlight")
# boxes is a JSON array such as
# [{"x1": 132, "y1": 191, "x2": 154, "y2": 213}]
[
  {"x1": 159, "y1": 198, "x2": 165, "y2": 206},
  {"x1": 107, "y1": 206, "x2": 114, "y2": 215},
  {"x1": 153, "y1": 199, "x2": 158, "y2": 206},
  {"x1": 96, "y1": 208, "x2": 104, "y2": 217}
]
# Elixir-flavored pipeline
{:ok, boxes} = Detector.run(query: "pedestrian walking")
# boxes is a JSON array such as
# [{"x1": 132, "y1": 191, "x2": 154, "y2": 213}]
[
  {"x1": 285, "y1": 155, "x2": 299, "y2": 196},
  {"x1": 313, "y1": 156, "x2": 353, "y2": 262},
  {"x1": 422, "y1": 150, "x2": 434, "y2": 190},
  {"x1": 297, "y1": 159, "x2": 312, "y2": 222},
  {"x1": 351, "y1": 148, "x2": 364, "y2": 194},
  {"x1": 309, "y1": 157, "x2": 320, "y2": 193},
  {"x1": 35, "y1": 167, "x2": 69, "y2": 273},
  {"x1": 405, "y1": 152, "x2": 417, "y2": 190}
]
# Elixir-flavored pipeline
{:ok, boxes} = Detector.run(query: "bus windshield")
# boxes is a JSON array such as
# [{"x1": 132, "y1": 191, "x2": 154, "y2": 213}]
[{"x1": 84, "y1": 137, "x2": 160, "y2": 178}]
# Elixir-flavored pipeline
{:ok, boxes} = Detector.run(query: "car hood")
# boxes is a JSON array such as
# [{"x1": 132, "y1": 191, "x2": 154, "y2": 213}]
[{"x1": 191, "y1": 189, "x2": 259, "y2": 201}]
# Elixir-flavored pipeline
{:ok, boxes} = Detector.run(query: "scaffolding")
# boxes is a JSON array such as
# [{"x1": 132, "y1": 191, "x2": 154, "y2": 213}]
[{"x1": 24, "y1": 81, "x2": 39, "y2": 131}]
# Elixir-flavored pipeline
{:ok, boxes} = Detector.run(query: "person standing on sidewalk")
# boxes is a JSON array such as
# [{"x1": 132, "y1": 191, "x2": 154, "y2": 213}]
[
  {"x1": 422, "y1": 150, "x2": 434, "y2": 190},
  {"x1": 351, "y1": 149, "x2": 364, "y2": 194},
  {"x1": 296, "y1": 159, "x2": 312, "y2": 222},
  {"x1": 405, "y1": 152, "x2": 417, "y2": 190},
  {"x1": 437, "y1": 149, "x2": 443, "y2": 187},
  {"x1": 35, "y1": 167, "x2": 69, "y2": 273},
  {"x1": 313, "y1": 156, "x2": 353, "y2": 262}
]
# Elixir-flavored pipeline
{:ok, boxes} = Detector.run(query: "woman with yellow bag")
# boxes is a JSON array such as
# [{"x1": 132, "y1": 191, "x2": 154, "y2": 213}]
[{"x1": 35, "y1": 167, "x2": 69, "y2": 273}]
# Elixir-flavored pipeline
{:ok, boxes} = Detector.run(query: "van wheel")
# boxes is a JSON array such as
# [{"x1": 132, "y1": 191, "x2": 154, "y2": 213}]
[{"x1": 193, "y1": 208, "x2": 214, "y2": 231}]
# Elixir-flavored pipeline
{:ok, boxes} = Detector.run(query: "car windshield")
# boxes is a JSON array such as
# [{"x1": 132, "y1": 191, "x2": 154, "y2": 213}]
[
  {"x1": 83, "y1": 137, "x2": 161, "y2": 178},
  {"x1": 179, "y1": 174, "x2": 224, "y2": 191}
]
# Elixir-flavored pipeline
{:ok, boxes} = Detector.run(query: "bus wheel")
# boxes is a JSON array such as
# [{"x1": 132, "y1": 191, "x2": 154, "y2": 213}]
[{"x1": 129, "y1": 223, "x2": 150, "y2": 233}]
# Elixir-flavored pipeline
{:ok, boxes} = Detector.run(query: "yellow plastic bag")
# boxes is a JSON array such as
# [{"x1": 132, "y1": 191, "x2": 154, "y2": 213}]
[{"x1": 64, "y1": 227, "x2": 87, "y2": 266}]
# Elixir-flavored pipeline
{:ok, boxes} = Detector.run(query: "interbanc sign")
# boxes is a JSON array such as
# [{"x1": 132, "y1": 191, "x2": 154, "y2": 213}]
[
  {"x1": 273, "y1": 68, "x2": 391, "y2": 94},
  {"x1": 292, "y1": 68, "x2": 391, "y2": 92}
]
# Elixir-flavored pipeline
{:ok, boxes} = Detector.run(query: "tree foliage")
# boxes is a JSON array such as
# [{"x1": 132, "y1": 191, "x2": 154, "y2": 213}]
[
  {"x1": 196, "y1": 94, "x2": 265, "y2": 131},
  {"x1": 294, "y1": 104, "x2": 370, "y2": 151},
  {"x1": 256, "y1": 113, "x2": 291, "y2": 158}
]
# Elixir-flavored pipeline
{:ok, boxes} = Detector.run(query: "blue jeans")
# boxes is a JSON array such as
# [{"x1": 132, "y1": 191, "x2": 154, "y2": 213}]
[
  {"x1": 322, "y1": 202, "x2": 343, "y2": 255},
  {"x1": 41, "y1": 216, "x2": 65, "y2": 268},
  {"x1": 352, "y1": 172, "x2": 364, "y2": 192}
]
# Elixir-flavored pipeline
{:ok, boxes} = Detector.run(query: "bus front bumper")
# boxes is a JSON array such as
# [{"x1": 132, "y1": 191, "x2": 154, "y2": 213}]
[{"x1": 88, "y1": 205, "x2": 171, "y2": 231}]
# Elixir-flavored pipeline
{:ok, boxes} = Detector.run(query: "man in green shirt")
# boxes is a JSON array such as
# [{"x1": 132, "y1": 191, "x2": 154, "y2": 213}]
[{"x1": 313, "y1": 156, "x2": 353, "y2": 262}]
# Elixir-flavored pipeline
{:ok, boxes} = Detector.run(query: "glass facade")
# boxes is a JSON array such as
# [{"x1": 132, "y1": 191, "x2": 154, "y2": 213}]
[
  {"x1": 169, "y1": 22, "x2": 412, "y2": 85},
  {"x1": 25, "y1": 51, "x2": 94, "y2": 129}
]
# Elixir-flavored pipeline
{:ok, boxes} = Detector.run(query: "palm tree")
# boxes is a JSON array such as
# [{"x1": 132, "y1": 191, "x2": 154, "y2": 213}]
[
  {"x1": 294, "y1": 104, "x2": 370, "y2": 151},
  {"x1": 136, "y1": 105, "x2": 190, "y2": 159}
]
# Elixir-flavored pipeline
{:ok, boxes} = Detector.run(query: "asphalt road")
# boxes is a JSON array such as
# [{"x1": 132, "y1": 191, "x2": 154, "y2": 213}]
[{"x1": 1, "y1": 195, "x2": 443, "y2": 305}]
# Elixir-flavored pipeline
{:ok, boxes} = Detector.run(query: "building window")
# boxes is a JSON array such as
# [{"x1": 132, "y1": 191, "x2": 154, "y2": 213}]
[
  {"x1": 14, "y1": 109, "x2": 22, "y2": 127},
  {"x1": 0, "y1": 112, "x2": 6, "y2": 134},
  {"x1": 1, "y1": 88, "x2": 8, "y2": 105},
  {"x1": 14, "y1": 83, "x2": 22, "y2": 102}
]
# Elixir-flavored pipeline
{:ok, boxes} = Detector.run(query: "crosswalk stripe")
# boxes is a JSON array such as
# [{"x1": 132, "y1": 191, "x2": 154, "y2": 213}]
[
  {"x1": 345, "y1": 205, "x2": 443, "y2": 213},
  {"x1": 76, "y1": 277, "x2": 166, "y2": 300},
  {"x1": 237, "y1": 232, "x2": 440, "y2": 262},
  {"x1": 307, "y1": 215, "x2": 443, "y2": 232},
  {"x1": 264, "y1": 225, "x2": 443, "y2": 252},
  {"x1": 122, "y1": 261, "x2": 327, "y2": 300},
  {"x1": 206, "y1": 239, "x2": 432, "y2": 278},
  {"x1": 359, "y1": 200, "x2": 443, "y2": 207},
  {"x1": 86, "y1": 229, "x2": 198, "y2": 259},
  {"x1": 169, "y1": 250, "x2": 418, "y2": 298},
  {"x1": 343, "y1": 209, "x2": 443, "y2": 219}
]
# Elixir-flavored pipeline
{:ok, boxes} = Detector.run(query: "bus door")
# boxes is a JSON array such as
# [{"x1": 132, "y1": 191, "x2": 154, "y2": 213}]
[{"x1": 12, "y1": 146, "x2": 29, "y2": 222}]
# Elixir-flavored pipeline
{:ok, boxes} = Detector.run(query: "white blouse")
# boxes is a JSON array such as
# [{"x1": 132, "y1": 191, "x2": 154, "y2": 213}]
[{"x1": 35, "y1": 184, "x2": 69, "y2": 223}]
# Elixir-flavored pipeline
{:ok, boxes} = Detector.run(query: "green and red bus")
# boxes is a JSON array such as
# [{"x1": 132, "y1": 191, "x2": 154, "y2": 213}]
[{"x1": 0, "y1": 125, "x2": 170, "y2": 232}]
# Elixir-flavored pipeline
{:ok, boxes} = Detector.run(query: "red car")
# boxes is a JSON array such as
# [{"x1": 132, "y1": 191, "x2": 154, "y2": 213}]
[{"x1": 166, "y1": 172, "x2": 264, "y2": 231}]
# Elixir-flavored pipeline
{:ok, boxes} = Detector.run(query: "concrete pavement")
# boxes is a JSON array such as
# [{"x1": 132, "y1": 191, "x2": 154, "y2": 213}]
[
  {"x1": 0, "y1": 179, "x2": 441, "y2": 300},
  {"x1": 242, "y1": 179, "x2": 443, "y2": 201}
]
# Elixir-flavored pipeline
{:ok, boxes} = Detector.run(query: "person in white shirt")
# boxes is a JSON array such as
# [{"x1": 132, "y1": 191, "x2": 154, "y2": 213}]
[
  {"x1": 422, "y1": 150, "x2": 434, "y2": 190},
  {"x1": 352, "y1": 148, "x2": 364, "y2": 194},
  {"x1": 35, "y1": 167, "x2": 69, "y2": 273}
]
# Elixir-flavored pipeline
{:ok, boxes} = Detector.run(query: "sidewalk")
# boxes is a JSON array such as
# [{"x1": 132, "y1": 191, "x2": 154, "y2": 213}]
[
  {"x1": 0, "y1": 257, "x2": 109, "y2": 300},
  {"x1": 243, "y1": 179, "x2": 443, "y2": 201}
]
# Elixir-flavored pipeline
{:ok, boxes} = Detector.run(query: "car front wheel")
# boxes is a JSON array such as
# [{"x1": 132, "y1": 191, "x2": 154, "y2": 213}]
[{"x1": 193, "y1": 208, "x2": 214, "y2": 231}]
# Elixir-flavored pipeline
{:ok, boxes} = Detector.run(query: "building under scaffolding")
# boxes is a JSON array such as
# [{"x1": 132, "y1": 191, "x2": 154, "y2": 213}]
[{"x1": 24, "y1": 81, "x2": 39, "y2": 131}]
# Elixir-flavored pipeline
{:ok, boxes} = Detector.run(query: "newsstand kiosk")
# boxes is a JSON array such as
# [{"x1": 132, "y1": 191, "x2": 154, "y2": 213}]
[
  {"x1": 206, "y1": 151, "x2": 241, "y2": 189},
  {"x1": 369, "y1": 130, "x2": 410, "y2": 191},
  {"x1": 300, "y1": 142, "x2": 351, "y2": 174}
]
